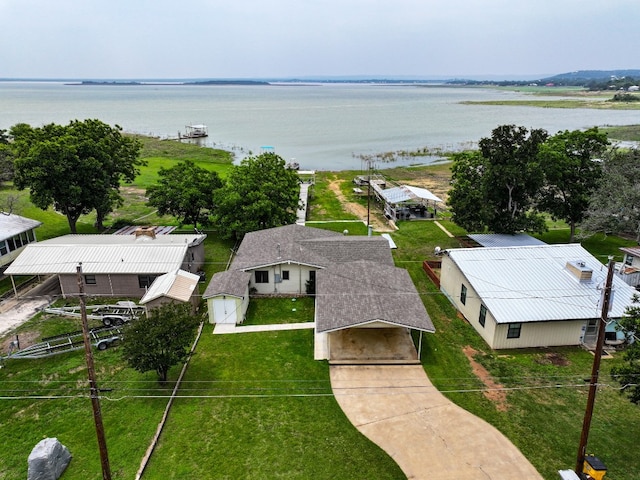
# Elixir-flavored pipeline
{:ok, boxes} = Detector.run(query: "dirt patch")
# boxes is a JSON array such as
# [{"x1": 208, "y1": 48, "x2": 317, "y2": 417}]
[
  {"x1": 1, "y1": 330, "x2": 40, "y2": 352},
  {"x1": 121, "y1": 186, "x2": 147, "y2": 200},
  {"x1": 326, "y1": 179, "x2": 396, "y2": 232},
  {"x1": 462, "y1": 346, "x2": 509, "y2": 412},
  {"x1": 535, "y1": 352, "x2": 570, "y2": 367}
]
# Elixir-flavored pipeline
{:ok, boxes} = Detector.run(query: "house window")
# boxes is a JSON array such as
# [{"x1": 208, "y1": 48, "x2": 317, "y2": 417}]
[
  {"x1": 625, "y1": 255, "x2": 634, "y2": 266},
  {"x1": 255, "y1": 271, "x2": 269, "y2": 284},
  {"x1": 84, "y1": 275, "x2": 97, "y2": 285},
  {"x1": 282, "y1": 270, "x2": 290, "y2": 281},
  {"x1": 507, "y1": 323, "x2": 522, "y2": 339},
  {"x1": 138, "y1": 275, "x2": 158, "y2": 289},
  {"x1": 479, "y1": 305, "x2": 487, "y2": 327},
  {"x1": 460, "y1": 284, "x2": 467, "y2": 305},
  {"x1": 0, "y1": 240, "x2": 7, "y2": 256}
]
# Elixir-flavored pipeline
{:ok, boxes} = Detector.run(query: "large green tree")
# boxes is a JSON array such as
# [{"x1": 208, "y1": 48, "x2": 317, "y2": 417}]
[
  {"x1": 146, "y1": 160, "x2": 222, "y2": 229},
  {"x1": 12, "y1": 119, "x2": 143, "y2": 232},
  {"x1": 611, "y1": 295, "x2": 640, "y2": 404},
  {"x1": 448, "y1": 151, "x2": 487, "y2": 232},
  {"x1": 121, "y1": 303, "x2": 201, "y2": 383},
  {"x1": 212, "y1": 152, "x2": 300, "y2": 240},
  {"x1": 449, "y1": 125, "x2": 548, "y2": 234},
  {"x1": 580, "y1": 148, "x2": 640, "y2": 240},
  {"x1": 536, "y1": 128, "x2": 609, "y2": 241}
]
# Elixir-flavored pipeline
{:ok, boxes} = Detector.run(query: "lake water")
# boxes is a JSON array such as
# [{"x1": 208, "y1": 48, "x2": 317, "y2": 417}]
[{"x1": 1, "y1": 81, "x2": 639, "y2": 170}]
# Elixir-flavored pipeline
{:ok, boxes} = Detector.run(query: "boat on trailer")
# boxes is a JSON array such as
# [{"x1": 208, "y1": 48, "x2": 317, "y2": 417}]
[{"x1": 181, "y1": 124, "x2": 208, "y2": 138}]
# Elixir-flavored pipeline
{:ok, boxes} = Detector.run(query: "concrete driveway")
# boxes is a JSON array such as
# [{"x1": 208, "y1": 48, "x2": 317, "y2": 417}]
[{"x1": 330, "y1": 364, "x2": 542, "y2": 480}]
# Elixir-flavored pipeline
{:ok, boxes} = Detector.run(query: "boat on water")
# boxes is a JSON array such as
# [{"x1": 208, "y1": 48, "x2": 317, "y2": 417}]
[{"x1": 181, "y1": 124, "x2": 208, "y2": 138}]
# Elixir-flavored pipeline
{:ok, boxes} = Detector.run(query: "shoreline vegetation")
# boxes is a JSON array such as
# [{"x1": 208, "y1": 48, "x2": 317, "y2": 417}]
[{"x1": 463, "y1": 86, "x2": 640, "y2": 110}]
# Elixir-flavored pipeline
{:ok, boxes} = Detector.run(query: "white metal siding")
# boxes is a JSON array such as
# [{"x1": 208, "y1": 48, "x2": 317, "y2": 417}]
[{"x1": 492, "y1": 320, "x2": 585, "y2": 349}]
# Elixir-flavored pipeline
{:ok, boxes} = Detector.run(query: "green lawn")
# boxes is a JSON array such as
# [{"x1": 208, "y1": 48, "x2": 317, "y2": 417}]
[
  {"x1": 0, "y1": 346, "x2": 171, "y2": 480},
  {"x1": 141, "y1": 329, "x2": 404, "y2": 480},
  {"x1": 3, "y1": 148, "x2": 640, "y2": 479}
]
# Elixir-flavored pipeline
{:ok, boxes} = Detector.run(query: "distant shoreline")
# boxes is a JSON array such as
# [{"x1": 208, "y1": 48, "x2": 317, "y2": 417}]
[{"x1": 66, "y1": 80, "x2": 271, "y2": 86}]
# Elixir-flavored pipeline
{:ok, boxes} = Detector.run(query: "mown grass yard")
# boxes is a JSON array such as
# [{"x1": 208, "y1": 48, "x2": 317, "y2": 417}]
[
  {"x1": 141, "y1": 328, "x2": 404, "y2": 480},
  {"x1": 2, "y1": 141, "x2": 640, "y2": 479}
]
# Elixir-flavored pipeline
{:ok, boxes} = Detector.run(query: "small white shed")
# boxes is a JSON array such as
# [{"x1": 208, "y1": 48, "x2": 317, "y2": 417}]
[{"x1": 203, "y1": 270, "x2": 251, "y2": 324}]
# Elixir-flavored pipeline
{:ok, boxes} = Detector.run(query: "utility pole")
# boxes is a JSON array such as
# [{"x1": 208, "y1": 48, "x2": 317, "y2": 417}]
[
  {"x1": 574, "y1": 258, "x2": 615, "y2": 477},
  {"x1": 76, "y1": 264, "x2": 112, "y2": 480},
  {"x1": 366, "y1": 158, "x2": 373, "y2": 235}
]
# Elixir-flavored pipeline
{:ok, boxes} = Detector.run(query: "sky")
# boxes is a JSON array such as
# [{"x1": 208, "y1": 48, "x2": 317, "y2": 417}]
[{"x1": 1, "y1": 0, "x2": 639, "y2": 80}]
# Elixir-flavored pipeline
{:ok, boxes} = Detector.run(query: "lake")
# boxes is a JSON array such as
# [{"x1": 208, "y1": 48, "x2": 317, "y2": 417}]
[{"x1": 1, "y1": 81, "x2": 639, "y2": 170}]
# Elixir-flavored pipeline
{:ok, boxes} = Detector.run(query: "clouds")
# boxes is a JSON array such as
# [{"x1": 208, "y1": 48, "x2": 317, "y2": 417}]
[{"x1": 0, "y1": 0, "x2": 638, "y2": 78}]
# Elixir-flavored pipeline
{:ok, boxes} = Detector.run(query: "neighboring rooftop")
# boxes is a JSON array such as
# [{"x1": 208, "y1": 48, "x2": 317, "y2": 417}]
[
  {"x1": 203, "y1": 270, "x2": 252, "y2": 298},
  {"x1": 444, "y1": 244, "x2": 637, "y2": 323},
  {"x1": 4, "y1": 233, "x2": 206, "y2": 275},
  {"x1": 378, "y1": 185, "x2": 442, "y2": 204},
  {"x1": 469, "y1": 233, "x2": 546, "y2": 248},
  {"x1": 140, "y1": 269, "x2": 200, "y2": 304},
  {"x1": 0, "y1": 213, "x2": 42, "y2": 241}
]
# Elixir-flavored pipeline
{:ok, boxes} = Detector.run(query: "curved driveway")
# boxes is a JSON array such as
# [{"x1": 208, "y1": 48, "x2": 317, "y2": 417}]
[{"x1": 330, "y1": 365, "x2": 543, "y2": 480}]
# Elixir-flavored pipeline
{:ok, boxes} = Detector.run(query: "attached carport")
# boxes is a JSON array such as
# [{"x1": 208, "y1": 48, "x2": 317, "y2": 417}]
[{"x1": 314, "y1": 260, "x2": 435, "y2": 363}]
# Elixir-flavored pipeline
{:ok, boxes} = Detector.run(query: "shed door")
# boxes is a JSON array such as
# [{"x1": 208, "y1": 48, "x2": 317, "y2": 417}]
[{"x1": 214, "y1": 298, "x2": 237, "y2": 324}]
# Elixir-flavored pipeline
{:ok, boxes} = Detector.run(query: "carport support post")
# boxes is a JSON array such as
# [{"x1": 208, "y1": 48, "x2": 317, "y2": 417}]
[
  {"x1": 76, "y1": 264, "x2": 112, "y2": 480},
  {"x1": 574, "y1": 258, "x2": 615, "y2": 477}
]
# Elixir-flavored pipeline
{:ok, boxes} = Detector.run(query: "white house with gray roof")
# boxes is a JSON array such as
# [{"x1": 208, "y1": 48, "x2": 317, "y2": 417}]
[
  {"x1": 440, "y1": 243, "x2": 637, "y2": 349},
  {"x1": 205, "y1": 224, "x2": 435, "y2": 362},
  {"x1": 229, "y1": 224, "x2": 394, "y2": 295}
]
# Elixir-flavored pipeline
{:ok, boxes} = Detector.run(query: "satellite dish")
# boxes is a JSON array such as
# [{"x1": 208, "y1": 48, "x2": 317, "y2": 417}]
[
  {"x1": 434, "y1": 246, "x2": 442, "y2": 255},
  {"x1": 343, "y1": 229, "x2": 349, "y2": 235}
]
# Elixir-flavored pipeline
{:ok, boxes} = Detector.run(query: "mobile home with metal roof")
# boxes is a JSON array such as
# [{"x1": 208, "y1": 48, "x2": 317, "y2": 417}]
[{"x1": 5, "y1": 232, "x2": 206, "y2": 298}]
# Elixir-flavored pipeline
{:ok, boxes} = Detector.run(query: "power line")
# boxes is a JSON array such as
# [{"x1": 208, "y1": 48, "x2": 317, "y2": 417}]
[{"x1": 1, "y1": 381, "x2": 636, "y2": 402}]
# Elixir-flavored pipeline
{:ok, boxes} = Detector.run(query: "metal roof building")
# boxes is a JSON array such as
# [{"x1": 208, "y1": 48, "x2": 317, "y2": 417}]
[
  {"x1": 378, "y1": 185, "x2": 443, "y2": 204},
  {"x1": 140, "y1": 269, "x2": 200, "y2": 312},
  {"x1": 5, "y1": 234, "x2": 206, "y2": 275},
  {"x1": 440, "y1": 243, "x2": 637, "y2": 349},
  {"x1": 5, "y1": 233, "x2": 207, "y2": 299},
  {"x1": 468, "y1": 233, "x2": 546, "y2": 248},
  {"x1": 0, "y1": 213, "x2": 42, "y2": 269},
  {"x1": 0, "y1": 213, "x2": 42, "y2": 241}
]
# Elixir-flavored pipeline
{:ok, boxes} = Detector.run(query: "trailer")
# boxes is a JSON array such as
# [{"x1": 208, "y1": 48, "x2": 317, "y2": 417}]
[
  {"x1": 43, "y1": 301, "x2": 144, "y2": 326},
  {"x1": 3, "y1": 325, "x2": 124, "y2": 360}
]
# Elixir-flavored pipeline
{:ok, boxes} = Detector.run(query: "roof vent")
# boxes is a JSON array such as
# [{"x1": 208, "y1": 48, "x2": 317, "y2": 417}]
[{"x1": 566, "y1": 260, "x2": 593, "y2": 282}]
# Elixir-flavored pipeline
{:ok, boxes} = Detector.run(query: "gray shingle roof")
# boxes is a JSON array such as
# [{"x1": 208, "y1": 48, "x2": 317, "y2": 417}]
[
  {"x1": 230, "y1": 224, "x2": 392, "y2": 271},
  {"x1": 300, "y1": 236, "x2": 394, "y2": 266},
  {"x1": 203, "y1": 270, "x2": 251, "y2": 298},
  {"x1": 315, "y1": 260, "x2": 435, "y2": 333}
]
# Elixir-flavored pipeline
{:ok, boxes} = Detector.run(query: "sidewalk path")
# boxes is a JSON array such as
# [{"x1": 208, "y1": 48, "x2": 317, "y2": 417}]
[
  {"x1": 213, "y1": 322, "x2": 315, "y2": 334},
  {"x1": 331, "y1": 364, "x2": 542, "y2": 480}
]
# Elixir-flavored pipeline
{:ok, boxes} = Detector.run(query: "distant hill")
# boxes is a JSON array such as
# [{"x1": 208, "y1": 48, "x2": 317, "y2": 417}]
[{"x1": 541, "y1": 70, "x2": 640, "y2": 82}]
